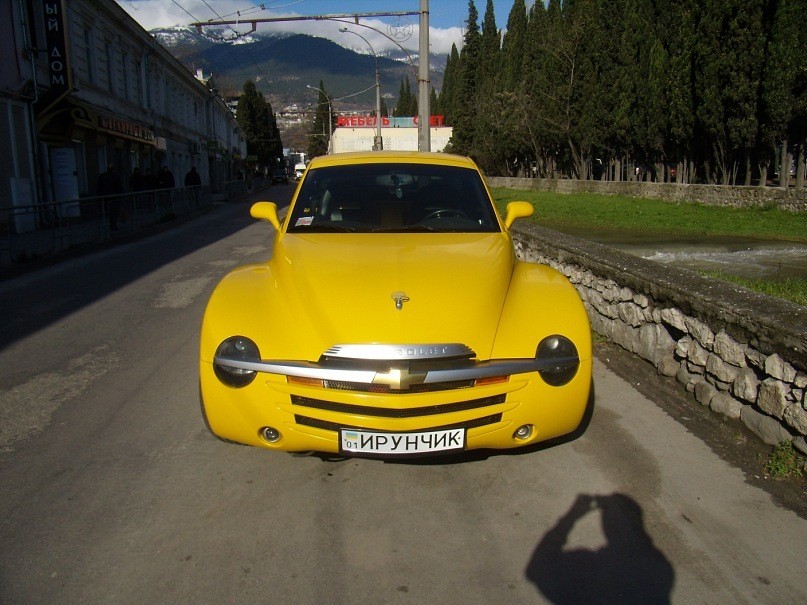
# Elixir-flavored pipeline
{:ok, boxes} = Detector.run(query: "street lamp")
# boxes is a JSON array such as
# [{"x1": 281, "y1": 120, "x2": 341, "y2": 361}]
[
  {"x1": 339, "y1": 27, "x2": 383, "y2": 151},
  {"x1": 333, "y1": 3, "x2": 428, "y2": 151},
  {"x1": 306, "y1": 84, "x2": 332, "y2": 154}
]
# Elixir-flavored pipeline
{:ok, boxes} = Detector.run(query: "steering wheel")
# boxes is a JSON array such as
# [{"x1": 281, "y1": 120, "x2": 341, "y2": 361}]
[{"x1": 422, "y1": 208, "x2": 470, "y2": 221}]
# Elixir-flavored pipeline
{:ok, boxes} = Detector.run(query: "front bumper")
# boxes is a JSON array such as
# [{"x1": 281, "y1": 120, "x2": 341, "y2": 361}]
[{"x1": 199, "y1": 359, "x2": 592, "y2": 455}]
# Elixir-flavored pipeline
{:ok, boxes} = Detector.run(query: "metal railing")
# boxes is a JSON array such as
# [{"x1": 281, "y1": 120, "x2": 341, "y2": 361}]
[{"x1": 1, "y1": 186, "x2": 213, "y2": 270}]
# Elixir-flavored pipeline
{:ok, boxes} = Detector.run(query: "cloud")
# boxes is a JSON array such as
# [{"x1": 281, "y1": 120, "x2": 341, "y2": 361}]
[
  {"x1": 429, "y1": 26, "x2": 464, "y2": 55},
  {"x1": 115, "y1": 1, "x2": 462, "y2": 54}
]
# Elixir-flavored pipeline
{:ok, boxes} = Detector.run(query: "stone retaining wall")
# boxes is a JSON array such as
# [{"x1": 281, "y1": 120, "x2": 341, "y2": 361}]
[
  {"x1": 511, "y1": 222, "x2": 807, "y2": 455},
  {"x1": 491, "y1": 177, "x2": 806, "y2": 213}
]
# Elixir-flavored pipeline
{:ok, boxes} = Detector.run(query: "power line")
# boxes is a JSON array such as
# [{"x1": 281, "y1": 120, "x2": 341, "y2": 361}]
[{"x1": 168, "y1": 0, "x2": 273, "y2": 88}]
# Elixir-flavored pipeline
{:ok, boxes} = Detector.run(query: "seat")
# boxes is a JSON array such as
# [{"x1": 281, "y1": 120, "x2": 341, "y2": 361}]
[
  {"x1": 414, "y1": 180, "x2": 462, "y2": 220},
  {"x1": 322, "y1": 181, "x2": 367, "y2": 223}
]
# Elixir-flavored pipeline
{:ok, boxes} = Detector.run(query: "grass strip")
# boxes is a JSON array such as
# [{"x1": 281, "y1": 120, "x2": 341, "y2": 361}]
[
  {"x1": 491, "y1": 188, "x2": 807, "y2": 243},
  {"x1": 698, "y1": 271, "x2": 807, "y2": 307}
]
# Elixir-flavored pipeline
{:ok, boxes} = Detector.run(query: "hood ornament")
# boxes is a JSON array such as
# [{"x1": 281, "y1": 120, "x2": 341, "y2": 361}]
[{"x1": 391, "y1": 291, "x2": 410, "y2": 311}]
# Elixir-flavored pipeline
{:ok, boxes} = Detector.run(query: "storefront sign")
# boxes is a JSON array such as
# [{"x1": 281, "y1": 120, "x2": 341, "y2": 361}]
[
  {"x1": 98, "y1": 115, "x2": 155, "y2": 144},
  {"x1": 336, "y1": 115, "x2": 445, "y2": 128}
]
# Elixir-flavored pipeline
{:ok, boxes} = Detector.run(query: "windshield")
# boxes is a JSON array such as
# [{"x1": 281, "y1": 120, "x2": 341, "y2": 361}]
[{"x1": 287, "y1": 163, "x2": 500, "y2": 233}]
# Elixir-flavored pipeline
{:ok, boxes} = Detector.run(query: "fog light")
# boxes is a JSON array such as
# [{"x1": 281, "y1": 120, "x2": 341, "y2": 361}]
[
  {"x1": 260, "y1": 426, "x2": 281, "y2": 443},
  {"x1": 514, "y1": 424, "x2": 534, "y2": 440}
]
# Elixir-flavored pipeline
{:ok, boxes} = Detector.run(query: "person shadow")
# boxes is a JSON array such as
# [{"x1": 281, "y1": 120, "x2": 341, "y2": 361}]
[{"x1": 526, "y1": 493, "x2": 674, "y2": 604}]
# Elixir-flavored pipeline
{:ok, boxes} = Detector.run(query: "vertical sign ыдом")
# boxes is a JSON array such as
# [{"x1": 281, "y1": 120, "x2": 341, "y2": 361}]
[{"x1": 43, "y1": 0, "x2": 72, "y2": 95}]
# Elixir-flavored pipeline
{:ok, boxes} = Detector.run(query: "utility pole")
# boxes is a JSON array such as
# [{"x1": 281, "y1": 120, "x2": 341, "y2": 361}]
[
  {"x1": 417, "y1": 0, "x2": 430, "y2": 152},
  {"x1": 374, "y1": 63, "x2": 383, "y2": 151}
]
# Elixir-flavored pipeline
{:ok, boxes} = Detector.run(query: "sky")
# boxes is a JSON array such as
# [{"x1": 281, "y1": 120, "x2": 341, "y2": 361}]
[{"x1": 115, "y1": 1, "x2": 522, "y2": 55}]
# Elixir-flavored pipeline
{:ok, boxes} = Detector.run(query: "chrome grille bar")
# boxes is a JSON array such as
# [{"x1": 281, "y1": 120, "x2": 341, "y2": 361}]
[{"x1": 213, "y1": 355, "x2": 579, "y2": 387}]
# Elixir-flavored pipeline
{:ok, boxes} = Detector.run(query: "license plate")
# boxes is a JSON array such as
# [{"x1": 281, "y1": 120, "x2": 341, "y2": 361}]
[{"x1": 340, "y1": 427, "x2": 465, "y2": 456}]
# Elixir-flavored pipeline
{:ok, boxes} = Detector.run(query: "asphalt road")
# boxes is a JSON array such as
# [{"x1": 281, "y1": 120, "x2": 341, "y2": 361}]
[{"x1": 1, "y1": 187, "x2": 806, "y2": 604}]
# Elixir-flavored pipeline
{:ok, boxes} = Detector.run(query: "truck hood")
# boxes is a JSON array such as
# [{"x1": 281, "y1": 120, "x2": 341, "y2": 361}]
[{"x1": 268, "y1": 233, "x2": 515, "y2": 361}]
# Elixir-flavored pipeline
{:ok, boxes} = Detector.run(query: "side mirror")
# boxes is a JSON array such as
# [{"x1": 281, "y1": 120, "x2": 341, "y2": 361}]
[
  {"x1": 250, "y1": 201, "x2": 281, "y2": 231},
  {"x1": 503, "y1": 201, "x2": 534, "y2": 229}
]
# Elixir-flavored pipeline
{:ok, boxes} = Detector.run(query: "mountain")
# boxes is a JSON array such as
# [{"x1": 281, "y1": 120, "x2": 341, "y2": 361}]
[{"x1": 152, "y1": 27, "x2": 446, "y2": 111}]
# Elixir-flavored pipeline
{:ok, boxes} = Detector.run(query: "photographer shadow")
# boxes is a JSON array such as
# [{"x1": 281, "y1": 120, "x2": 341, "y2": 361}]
[{"x1": 526, "y1": 493, "x2": 674, "y2": 604}]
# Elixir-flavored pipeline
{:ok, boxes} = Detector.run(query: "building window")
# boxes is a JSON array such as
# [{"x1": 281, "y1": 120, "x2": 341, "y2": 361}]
[
  {"x1": 139, "y1": 56, "x2": 148, "y2": 107},
  {"x1": 105, "y1": 41, "x2": 115, "y2": 94},
  {"x1": 24, "y1": 1, "x2": 43, "y2": 52},
  {"x1": 83, "y1": 27, "x2": 95, "y2": 84},
  {"x1": 122, "y1": 52, "x2": 130, "y2": 100},
  {"x1": 154, "y1": 74, "x2": 162, "y2": 113}
]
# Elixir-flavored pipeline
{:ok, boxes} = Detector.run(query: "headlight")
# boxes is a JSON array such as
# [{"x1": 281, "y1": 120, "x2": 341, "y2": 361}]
[
  {"x1": 536, "y1": 335, "x2": 579, "y2": 386},
  {"x1": 214, "y1": 336, "x2": 260, "y2": 387}
]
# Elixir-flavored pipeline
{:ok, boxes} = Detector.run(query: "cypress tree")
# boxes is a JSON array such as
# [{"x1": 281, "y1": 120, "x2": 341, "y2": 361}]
[
  {"x1": 307, "y1": 81, "x2": 333, "y2": 159},
  {"x1": 665, "y1": 1, "x2": 697, "y2": 183},
  {"x1": 621, "y1": 0, "x2": 659, "y2": 179},
  {"x1": 450, "y1": 0, "x2": 481, "y2": 155},
  {"x1": 439, "y1": 44, "x2": 461, "y2": 125},
  {"x1": 517, "y1": 0, "x2": 553, "y2": 176},
  {"x1": 494, "y1": 0, "x2": 529, "y2": 174},
  {"x1": 470, "y1": 0, "x2": 504, "y2": 170},
  {"x1": 501, "y1": 0, "x2": 528, "y2": 93},
  {"x1": 394, "y1": 77, "x2": 418, "y2": 117},
  {"x1": 477, "y1": 0, "x2": 501, "y2": 85},
  {"x1": 692, "y1": 0, "x2": 765, "y2": 184},
  {"x1": 237, "y1": 80, "x2": 282, "y2": 168},
  {"x1": 758, "y1": 0, "x2": 803, "y2": 186},
  {"x1": 644, "y1": 38, "x2": 671, "y2": 179},
  {"x1": 726, "y1": 0, "x2": 766, "y2": 185}
]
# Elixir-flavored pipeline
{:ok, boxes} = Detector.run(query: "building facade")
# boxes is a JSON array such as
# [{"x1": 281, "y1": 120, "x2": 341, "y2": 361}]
[
  {"x1": 1, "y1": 0, "x2": 245, "y2": 232},
  {"x1": 329, "y1": 115, "x2": 452, "y2": 154}
]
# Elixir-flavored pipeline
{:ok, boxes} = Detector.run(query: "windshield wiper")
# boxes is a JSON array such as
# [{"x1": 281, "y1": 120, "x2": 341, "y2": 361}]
[
  {"x1": 371, "y1": 224, "x2": 439, "y2": 233},
  {"x1": 294, "y1": 224, "x2": 358, "y2": 232}
]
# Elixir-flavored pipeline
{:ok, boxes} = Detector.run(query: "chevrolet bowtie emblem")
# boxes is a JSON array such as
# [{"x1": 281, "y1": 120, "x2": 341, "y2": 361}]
[
  {"x1": 391, "y1": 291, "x2": 410, "y2": 310},
  {"x1": 373, "y1": 366, "x2": 427, "y2": 390}
]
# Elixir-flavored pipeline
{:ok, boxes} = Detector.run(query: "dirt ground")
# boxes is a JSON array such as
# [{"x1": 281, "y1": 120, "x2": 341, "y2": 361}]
[{"x1": 594, "y1": 341, "x2": 807, "y2": 520}]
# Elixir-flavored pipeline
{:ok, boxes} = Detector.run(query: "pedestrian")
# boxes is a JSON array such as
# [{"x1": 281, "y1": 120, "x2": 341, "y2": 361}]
[
  {"x1": 97, "y1": 165, "x2": 123, "y2": 230},
  {"x1": 130, "y1": 167, "x2": 144, "y2": 191},
  {"x1": 157, "y1": 165, "x2": 175, "y2": 189},
  {"x1": 184, "y1": 166, "x2": 201, "y2": 187},
  {"x1": 185, "y1": 166, "x2": 202, "y2": 207},
  {"x1": 143, "y1": 167, "x2": 157, "y2": 190}
]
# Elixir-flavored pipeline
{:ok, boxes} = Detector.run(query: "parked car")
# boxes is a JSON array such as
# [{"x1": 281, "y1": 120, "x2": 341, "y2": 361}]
[
  {"x1": 200, "y1": 151, "x2": 592, "y2": 458},
  {"x1": 271, "y1": 169, "x2": 289, "y2": 185}
]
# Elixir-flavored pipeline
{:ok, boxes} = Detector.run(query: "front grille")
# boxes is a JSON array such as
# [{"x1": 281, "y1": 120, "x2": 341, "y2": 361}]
[
  {"x1": 295, "y1": 413, "x2": 503, "y2": 433},
  {"x1": 324, "y1": 379, "x2": 475, "y2": 393},
  {"x1": 291, "y1": 393, "x2": 506, "y2": 418}
]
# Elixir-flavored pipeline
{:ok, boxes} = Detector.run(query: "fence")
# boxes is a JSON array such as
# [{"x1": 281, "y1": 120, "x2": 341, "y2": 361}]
[{"x1": 0, "y1": 185, "x2": 215, "y2": 270}]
